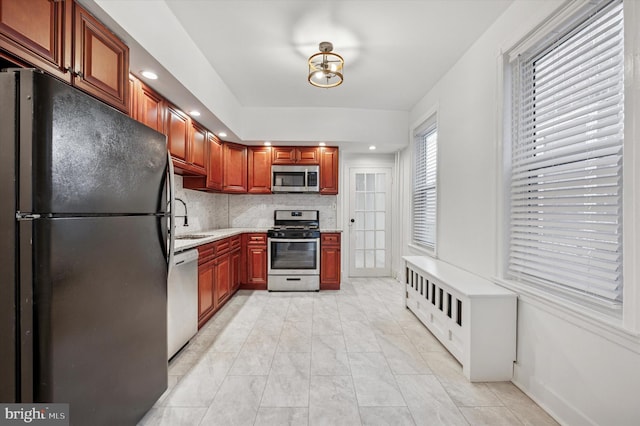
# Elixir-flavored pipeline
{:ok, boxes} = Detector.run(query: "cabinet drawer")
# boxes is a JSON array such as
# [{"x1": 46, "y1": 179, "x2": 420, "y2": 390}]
[
  {"x1": 197, "y1": 243, "x2": 215, "y2": 263},
  {"x1": 230, "y1": 235, "x2": 242, "y2": 249},
  {"x1": 246, "y1": 233, "x2": 267, "y2": 245},
  {"x1": 214, "y1": 238, "x2": 231, "y2": 255},
  {"x1": 321, "y1": 233, "x2": 341, "y2": 245}
]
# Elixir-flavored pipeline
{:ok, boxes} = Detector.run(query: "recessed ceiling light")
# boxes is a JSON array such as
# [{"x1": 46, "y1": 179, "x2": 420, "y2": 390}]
[
  {"x1": 319, "y1": 142, "x2": 326, "y2": 147},
  {"x1": 264, "y1": 141, "x2": 272, "y2": 146},
  {"x1": 218, "y1": 132, "x2": 227, "y2": 138},
  {"x1": 369, "y1": 145, "x2": 376, "y2": 150},
  {"x1": 189, "y1": 110, "x2": 201, "y2": 117},
  {"x1": 140, "y1": 70, "x2": 158, "y2": 80}
]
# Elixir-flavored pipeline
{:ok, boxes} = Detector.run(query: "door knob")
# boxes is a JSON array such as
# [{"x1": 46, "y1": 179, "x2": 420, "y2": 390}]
[{"x1": 350, "y1": 218, "x2": 355, "y2": 223}]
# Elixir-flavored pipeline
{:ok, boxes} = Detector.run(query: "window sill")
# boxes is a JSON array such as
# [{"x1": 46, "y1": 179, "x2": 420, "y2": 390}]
[
  {"x1": 493, "y1": 277, "x2": 640, "y2": 354},
  {"x1": 408, "y1": 243, "x2": 436, "y2": 258}
]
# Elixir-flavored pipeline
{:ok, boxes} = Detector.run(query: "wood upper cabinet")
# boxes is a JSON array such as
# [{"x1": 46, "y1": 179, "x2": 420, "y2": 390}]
[
  {"x1": 319, "y1": 147, "x2": 339, "y2": 194},
  {"x1": 0, "y1": 0, "x2": 70, "y2": 81},
  {"x1": 189, "y1": 121, "x2": 207, "y2": 175},
  {"x1": 166, "y1": 103, "x2": 190, "y2": 168},
  {"x1": 272, "y1": 146, "x2": 319, "y2": 164},
  {"x1": 248, "y1": 146, "x2": 271, "y2": 194},
  {"x1": 320, "y1": 233, "x2": 341, "y2": 289},
  {"x1": 73, "y1": 3, "x2": 129, "y2": 112},
  {"x1": 0, "y1": 0, "x2": 129, "y2": 113},
  {"x1": 165, "y1": 103, "x2": 206, "y2": 176},
  {"x1": 223, "y1": 142, "x2": 247, "y2": 193},
  {"x1": 129, "y1": 74, "x2": 165, "y2": 133},
  {"x1": 206, "y1": 133, "x2": 223, "y2": 191}
]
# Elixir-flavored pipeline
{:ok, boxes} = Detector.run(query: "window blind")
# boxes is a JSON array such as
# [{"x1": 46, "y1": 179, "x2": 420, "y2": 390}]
[
  {"x1": 509, "y1": 0, "x2": 624, "y2": 304},
  {"x1": 413, "y1": 121, "x2": 437, "y2": 250}
]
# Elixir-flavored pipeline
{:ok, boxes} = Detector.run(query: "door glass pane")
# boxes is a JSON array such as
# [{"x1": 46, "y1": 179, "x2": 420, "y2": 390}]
[
  {"x1": 376, "y1": 173, "x2": 385, "y2": 189},
  {"x1": 356, "y1": 212, "x2": 365, "y2": 230},
  {"x1": 356, "y1": 174, "x2": 365, "y2": 191},
  {"x1": 376, "y1": 231, "x2": 385, "y2": 249},
  {"x1": 376, "y1": 250, "x2": 385, "y2": 268},
  {"x1": 375, "y1": 192, "x2": 385, "y2": 210},
  {"x1": 366, "y1": 173, "x2": 375, "y2": 191},
  {"x1": 355, "y1": 231, "x2": 365, "y2": 249},
  {"x1": 355, "y1": 250, "x2": 364, "y2": 268},
  {"x1": 365, "y1": 193, "x2": 374, "y2": 210},
  {"x1": 356, "y1": 193, "x2": 365, "y2": 210},
  {"x1": 376, "y1": 212, "x2": 385, "y2": 230},
  {"x1": 365, "y1": 250, "x2": 375, "y2": 268},
  {"x1": 365, "y1": 231, "x2": 374, "y2": 249},
  {"x1": 365, "y1": 212, "x2": 375, "y2": 230}
]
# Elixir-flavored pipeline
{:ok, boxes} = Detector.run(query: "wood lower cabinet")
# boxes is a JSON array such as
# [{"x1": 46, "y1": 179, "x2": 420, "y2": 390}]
[
  {"x1": 320, "y1": 233, "x2": 341, "y2": 289},
  {"x1": 248, "y1": 146, "x2": 271, "y2": 194},
  {"x1": 196, "y1": 235, "x2": 242, "y2": 328},
  {"x1": 242, "y1": 233, "x2": 267, "y2": 290},
  {"x1": 197, "y1": 245, "x2": 215, "y2": 327}
]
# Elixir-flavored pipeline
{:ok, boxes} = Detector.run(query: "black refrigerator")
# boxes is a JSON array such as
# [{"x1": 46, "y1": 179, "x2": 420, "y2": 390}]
[{"x1": 0, "y1": 69, "x2": 169, "y2": 425}]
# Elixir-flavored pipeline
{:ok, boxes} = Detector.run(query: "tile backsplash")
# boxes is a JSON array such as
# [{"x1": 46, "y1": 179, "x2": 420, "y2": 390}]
[{"x1": 174, "y1": 175, "x2": 337, "y2": 233}]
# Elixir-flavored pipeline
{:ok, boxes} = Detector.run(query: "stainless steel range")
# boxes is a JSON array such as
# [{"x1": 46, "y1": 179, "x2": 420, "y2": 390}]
[{"x1": 267, "y1": 210, "x2": 321, "y2": 291}]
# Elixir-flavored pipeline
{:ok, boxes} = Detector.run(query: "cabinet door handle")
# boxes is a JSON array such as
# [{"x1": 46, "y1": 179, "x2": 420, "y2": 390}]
[{"x1": 76, "y1": 70, "x2": 84, "y2": 78}]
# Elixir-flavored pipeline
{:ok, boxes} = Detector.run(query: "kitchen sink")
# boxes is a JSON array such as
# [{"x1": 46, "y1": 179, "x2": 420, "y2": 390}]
[{"x1": 175, "y1": 234, "x2": 210, "y2": 240}]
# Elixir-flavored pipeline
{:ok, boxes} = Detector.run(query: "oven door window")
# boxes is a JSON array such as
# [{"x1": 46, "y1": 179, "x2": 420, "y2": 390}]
[{"x1": 270, "y1": 240, "x2": 317, "y2": 270}]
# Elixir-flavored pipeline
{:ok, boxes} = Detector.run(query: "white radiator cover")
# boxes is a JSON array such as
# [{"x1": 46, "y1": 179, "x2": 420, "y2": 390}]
[{"x1": 404, "y1": 256, "x2": 517, "y2": 382}]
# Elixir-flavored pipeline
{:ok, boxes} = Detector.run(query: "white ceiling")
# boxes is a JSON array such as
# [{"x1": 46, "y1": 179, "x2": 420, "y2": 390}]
[{"x1": 84, "y1": 0, "x2": 514, "y2": 152}]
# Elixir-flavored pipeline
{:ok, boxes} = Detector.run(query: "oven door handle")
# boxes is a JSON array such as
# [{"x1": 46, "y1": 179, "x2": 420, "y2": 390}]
[{"x1": 268, "y1": 238, "x2": 320, "y2": 243}]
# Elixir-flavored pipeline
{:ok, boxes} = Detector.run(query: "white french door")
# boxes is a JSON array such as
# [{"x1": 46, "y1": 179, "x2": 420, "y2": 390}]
[{"x1": 348, "y1": 168, "x2": 391, "y2": 277}]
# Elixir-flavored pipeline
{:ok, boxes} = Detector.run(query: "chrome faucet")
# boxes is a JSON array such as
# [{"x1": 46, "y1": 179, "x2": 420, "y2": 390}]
[{"x1": 175, "y1": 197, "x2": 189, "y2": 227}]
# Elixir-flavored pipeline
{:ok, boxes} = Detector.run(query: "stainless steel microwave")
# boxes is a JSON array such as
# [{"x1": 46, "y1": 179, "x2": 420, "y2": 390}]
[{"x1": 272, "y1": 165, "x2": 319, "y2": 193}]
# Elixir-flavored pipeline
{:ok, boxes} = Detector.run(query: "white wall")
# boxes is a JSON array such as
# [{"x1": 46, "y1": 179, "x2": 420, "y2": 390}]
[{"x1": 400, "y1": 1, "x2": 640, "y2": 424}]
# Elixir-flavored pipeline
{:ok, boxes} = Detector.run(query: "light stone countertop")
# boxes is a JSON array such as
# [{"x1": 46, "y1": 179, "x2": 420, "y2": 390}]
[{"x1": 174, "y1": 228, "x2": 343, "y2": 252}]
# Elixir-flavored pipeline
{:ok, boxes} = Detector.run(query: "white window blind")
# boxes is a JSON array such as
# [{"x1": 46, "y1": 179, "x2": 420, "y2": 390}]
[
  {"x1": 413, "y1": 119, "x2": 437, "y2": 250},
  {"x1": 509, "y1": 0, "x2": 624, "y2": 305}
]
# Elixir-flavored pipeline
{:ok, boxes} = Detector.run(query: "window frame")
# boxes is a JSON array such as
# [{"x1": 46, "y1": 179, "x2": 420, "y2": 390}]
[
  {"x1": 411, "y1": 114, "x2": 438, "y2": 253},
  {"x1": 497, "y1": 0, "x2": 640, "y2": 338}
]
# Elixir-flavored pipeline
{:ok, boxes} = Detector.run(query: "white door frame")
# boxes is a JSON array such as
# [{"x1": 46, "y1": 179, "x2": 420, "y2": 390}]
[{"x1": 341, "y1": 154, "x2": 396, "y2": 279}]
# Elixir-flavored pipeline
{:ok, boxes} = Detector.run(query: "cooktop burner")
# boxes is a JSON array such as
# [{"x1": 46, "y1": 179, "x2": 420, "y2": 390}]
[{"x1": 269, "y1": 210, "x2": 320, "y2": 239}]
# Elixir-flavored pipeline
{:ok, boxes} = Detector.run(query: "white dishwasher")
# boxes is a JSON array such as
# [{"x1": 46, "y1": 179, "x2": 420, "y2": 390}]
[{"x1": 167, "y1": 249, "x2": 198, "y2": 360}]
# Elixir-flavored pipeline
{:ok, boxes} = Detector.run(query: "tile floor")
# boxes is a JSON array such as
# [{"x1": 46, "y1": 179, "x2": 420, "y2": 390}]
[{"x1": 138, "y1": 277, "x2": 558, "y2": 426}]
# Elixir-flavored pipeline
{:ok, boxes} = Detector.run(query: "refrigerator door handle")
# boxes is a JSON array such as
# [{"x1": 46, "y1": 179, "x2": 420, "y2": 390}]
[{"x1": 167, "y1": 151, "x2": 176, "y2": 275}]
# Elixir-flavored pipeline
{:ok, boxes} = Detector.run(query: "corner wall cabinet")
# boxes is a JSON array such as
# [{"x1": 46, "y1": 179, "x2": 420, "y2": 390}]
[{"x1": 0, "y1": 0, "x2": 129, "y2": 112}]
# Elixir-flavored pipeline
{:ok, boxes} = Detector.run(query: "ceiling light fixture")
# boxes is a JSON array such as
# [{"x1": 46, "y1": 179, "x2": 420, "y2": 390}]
[
  {"x1": 369, "y1": 145, "x2": 376, "y2": 150},
  {"x1": 218, "y1": 132, "x2": 227, "y2": 138},
  {"x1": 189, "y1": 110, "x2": 201, "y2": 117},
  {"x1": 308, "y1": 42, "x2": 344, "y2": 88},
  {"x1": 264, "y1": 141, "x2": 272, "y2": 146},
  {"x1": 140, "y1": 70, "x2": 158, "y2": 80},
  {"x1": 318, "y1": 142, "x2": 326, "y2": 147}
]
